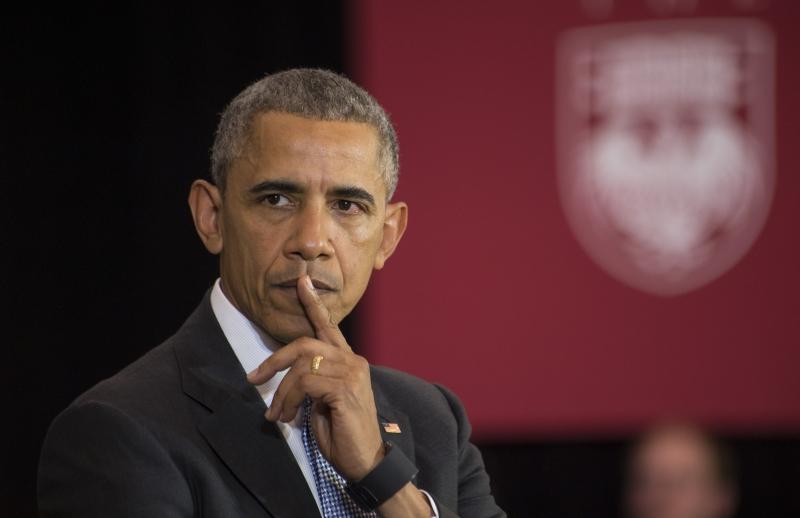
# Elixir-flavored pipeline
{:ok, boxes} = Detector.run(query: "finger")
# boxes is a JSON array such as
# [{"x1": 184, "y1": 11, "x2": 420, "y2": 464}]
[
  {"x1": 247, "y1": 339, "x2": 309, "y2": 385},
  {"x1": 266, "y1": 362, "x2": 302, "y2": 422},
  {"x1": 297, "y1": 274, "x2": 349, "y2": 349},
  {"x1": 276, "y1": 375, "x2": 343, "y2": 425},
  {"x1": 300, "y1": 374, "x2": 345, "y2": 407},
  {"x1": 266, "y1": 352, "x2": 348, "y2": 420},
  {"x1": 275, "y1": 372, "x2": 310, "y2": 423}
]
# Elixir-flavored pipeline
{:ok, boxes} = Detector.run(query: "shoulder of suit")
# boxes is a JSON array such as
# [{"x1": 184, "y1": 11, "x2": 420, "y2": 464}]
[
  {"x1": 369, "y1": 364, "x2": 460, "y2": 413},
  {"x1": 69, "y1": 335, "x2": 182, "y2": 414},
  {"x1": 370, "y1": 364, "x2": 433, "y2": 390}
]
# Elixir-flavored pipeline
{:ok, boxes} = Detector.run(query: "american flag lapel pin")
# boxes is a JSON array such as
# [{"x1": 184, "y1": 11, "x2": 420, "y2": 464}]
[{"x1": 382, "y1": 422, "x2": 401, "y2": 434}]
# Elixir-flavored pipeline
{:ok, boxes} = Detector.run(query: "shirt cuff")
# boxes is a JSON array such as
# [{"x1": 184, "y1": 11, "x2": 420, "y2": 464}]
[{"x1": 419, "y1": 489, "x2": 440, "y2": 518}]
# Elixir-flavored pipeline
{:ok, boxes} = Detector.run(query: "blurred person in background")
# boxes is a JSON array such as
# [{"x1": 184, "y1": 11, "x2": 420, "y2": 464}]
[{"x1": 625, "y1": 423, "x2": 738, "y2": 518}]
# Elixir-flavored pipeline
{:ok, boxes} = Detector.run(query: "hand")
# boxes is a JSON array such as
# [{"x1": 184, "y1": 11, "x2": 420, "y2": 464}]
[{"x1": 247, "y1": 274, "x2": 384, "y2": 481}]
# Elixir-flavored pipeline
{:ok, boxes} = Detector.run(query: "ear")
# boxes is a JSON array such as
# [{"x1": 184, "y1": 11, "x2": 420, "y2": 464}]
[
  {"x1": 374, "y1": 201, "x2": 408, "y2": 270},
  {"x1": 188, "y1": 179, "x2": 224, "y2": 255}
]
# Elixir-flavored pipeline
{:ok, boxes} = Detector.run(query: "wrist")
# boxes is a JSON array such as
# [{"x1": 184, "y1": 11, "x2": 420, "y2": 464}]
[
  {"x1": 377, "y1": 484, "x2": 434, "y2": 518},
  {"x1": 345, "y1": 441, "x2": 419, "y2": 511},
  {"x1": 362, "y1": 440, "x2": 388, "y2": 479}
]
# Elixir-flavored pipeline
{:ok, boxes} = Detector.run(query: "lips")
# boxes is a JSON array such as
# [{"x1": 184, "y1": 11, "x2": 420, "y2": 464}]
[{"x1": 271, "y1": 278, "x2": 338, "y2": 292}]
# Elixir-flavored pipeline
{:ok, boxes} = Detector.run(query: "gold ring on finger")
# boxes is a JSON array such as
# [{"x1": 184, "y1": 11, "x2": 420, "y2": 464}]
[{"x1": 311, "y1": 355, "x2": 324, "y2": 375}]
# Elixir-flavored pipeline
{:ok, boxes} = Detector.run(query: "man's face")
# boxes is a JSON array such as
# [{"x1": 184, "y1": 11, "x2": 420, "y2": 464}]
[
  {"x1": 626, "y1": 430, "x2": 734, "y2": 518},
  {"x1": 203, "y1": 112, "x2": 405, "y2": 343}
]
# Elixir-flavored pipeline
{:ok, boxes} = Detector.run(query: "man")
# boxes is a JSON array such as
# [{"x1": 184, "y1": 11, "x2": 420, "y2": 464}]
[
  {"x1": 38, "y1": 69, "x2": 505, "y2": 518},
  {"x1": 625, "y1": 423, "x2": 738, "y2": 518}
]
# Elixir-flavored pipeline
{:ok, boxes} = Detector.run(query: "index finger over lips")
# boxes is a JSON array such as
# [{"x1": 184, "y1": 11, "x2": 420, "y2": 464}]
[{"x1": 297, "y1": 274, "x2": 350, "y2": 351}]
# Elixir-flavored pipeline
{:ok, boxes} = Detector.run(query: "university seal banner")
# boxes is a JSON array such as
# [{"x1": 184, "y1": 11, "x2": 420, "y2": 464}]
[
  {"x1": 557, "y1": 19, "x2": 775, "y2": 296},
  {"x1": 356, "y1": 2, "x2": 800, "y2": 437}
]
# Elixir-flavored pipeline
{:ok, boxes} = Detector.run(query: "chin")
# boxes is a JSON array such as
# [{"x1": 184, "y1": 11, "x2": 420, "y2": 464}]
[{"x1": 261, "y1": 314, "x2": 315, "y2": 345}]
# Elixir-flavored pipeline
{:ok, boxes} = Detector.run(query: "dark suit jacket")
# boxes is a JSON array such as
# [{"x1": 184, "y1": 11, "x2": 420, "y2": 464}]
[{"x1": 38, "y1": 293, "x2": 505, "y2": 517}]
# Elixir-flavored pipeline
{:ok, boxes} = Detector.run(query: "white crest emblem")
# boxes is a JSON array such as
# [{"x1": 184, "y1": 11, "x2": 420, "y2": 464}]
[{"x1": 556, "y1": 19, "x2": 775, "y2": 295}]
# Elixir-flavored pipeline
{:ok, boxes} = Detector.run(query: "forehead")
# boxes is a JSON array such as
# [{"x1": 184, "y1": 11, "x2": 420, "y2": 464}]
[{"x1": 236, "y1": 112, "x2": 384, "y2": 191}]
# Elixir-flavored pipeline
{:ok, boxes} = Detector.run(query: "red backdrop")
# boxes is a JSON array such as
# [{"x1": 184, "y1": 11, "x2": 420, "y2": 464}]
[{"x1": 351, "y1": 0, "x2": 800, "y2": 440}]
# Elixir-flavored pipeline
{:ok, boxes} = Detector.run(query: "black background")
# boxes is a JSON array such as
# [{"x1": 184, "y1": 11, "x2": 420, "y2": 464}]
[{"x1": 3, "y1": 4, "x2": 798, "y2": 517}]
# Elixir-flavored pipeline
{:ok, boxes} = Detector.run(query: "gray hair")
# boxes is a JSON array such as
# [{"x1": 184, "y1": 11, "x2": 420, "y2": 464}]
[{"x1": 211, "y1": 68, "x2": 399, "y2": 199}]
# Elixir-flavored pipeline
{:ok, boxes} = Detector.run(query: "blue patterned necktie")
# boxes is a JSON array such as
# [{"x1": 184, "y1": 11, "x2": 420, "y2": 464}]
[{"x1": 302, "y1": 397, "x2": 379, "y2": 517}]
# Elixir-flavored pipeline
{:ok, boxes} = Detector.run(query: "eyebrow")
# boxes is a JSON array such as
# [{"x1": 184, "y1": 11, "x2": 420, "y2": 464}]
[
  {"x1": 249, "y1": 180, "x2": 304, "y2": 195},
  {"x1": 248, "y1": 180, "x2": 376, "y2": 207},
  {"x1": 330, "y1": 186, "x2": 376, "y2": 207}
]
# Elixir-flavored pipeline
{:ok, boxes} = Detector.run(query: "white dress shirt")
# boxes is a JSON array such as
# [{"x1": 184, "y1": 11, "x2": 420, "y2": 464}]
[{"x1": 210, "y1": 279, "x2": 439, "y2": 517}]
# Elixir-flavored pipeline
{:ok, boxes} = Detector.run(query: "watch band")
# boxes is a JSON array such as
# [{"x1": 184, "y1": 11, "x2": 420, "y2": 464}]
[{"x1": 345, "y1": 441, "x2": 419, "y2": 511}]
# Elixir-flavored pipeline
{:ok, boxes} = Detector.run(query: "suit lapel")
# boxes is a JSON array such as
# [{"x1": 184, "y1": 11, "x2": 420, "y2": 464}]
[
  {"x1": 196, "y1": 392, "x2": 321, "y2": 518},
  {"x1": 174, "y1": 294, "x2": 321, "y2": 518}
]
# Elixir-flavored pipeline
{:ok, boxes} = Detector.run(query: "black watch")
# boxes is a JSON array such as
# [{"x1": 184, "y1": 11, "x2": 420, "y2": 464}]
[{"x1": 345, "y1": 441, "x2": 419, "y2": 511}]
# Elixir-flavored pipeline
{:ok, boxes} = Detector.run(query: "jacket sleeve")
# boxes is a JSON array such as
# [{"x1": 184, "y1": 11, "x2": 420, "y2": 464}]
[
  {"x1": 431, "y1": 384, "x2": 506, "y2": 518},
  {"x1": 38, "y1": 400, "x2": 194, "y2": 518}
]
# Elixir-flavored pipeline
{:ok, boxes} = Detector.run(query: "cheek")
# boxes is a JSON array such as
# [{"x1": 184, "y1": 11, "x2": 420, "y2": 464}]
[
  {"x1": 337, "y1": 222, "x2": 384, "y2": 288},
  {"x1": 244, "y1": 225, "x2": 285, "y2": 287},
  {"x1": 223, "y1": 214, "x2": 278, "y2": 298},
  {"x1": 348, "y1": 219, "x2": 376, "y2": 244}
]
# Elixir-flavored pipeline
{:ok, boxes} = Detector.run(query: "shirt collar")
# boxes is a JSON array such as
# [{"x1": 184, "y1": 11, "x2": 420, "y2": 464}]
[{"x1": 209, "y1": 278, "x2": 285, "y2": 406}]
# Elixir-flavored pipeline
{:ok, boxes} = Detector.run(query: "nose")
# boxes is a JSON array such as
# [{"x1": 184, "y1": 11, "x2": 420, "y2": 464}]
[{"x1": 285, "y1": 203, "x2": 335, "y2": 262}]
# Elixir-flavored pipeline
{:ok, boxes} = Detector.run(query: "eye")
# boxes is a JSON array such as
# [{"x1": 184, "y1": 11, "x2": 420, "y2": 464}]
[
  {"x1": 262, "y1": 194, "x2": 291, "y2": 207},
  {"x1": 334, "y1": 199, "x2": 362, "y2": 214}
]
